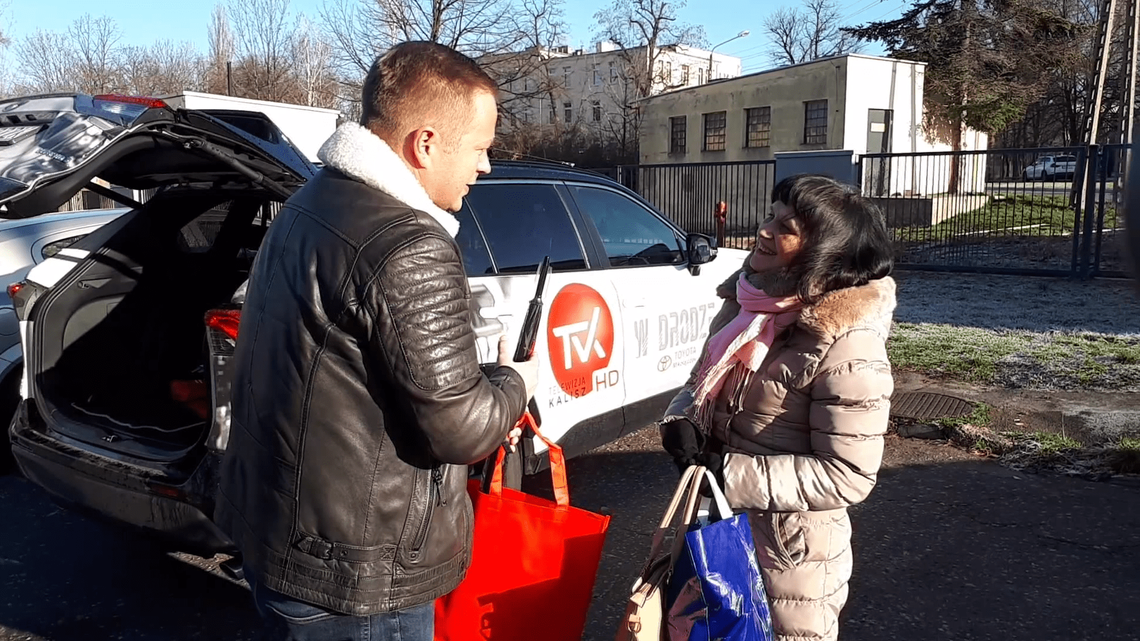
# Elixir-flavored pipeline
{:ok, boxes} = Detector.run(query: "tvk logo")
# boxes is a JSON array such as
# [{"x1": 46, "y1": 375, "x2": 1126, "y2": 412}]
[{"x1": 547, "y1": 284, "x2": 615, "y2": 398}]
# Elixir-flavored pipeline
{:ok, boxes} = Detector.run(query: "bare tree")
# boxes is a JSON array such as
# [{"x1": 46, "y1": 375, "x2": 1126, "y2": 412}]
[
  {"x1": 591, "y1": 0, "x2": 705, "y2": 160},
  {"x1": 15, "y1": 29, "x2": 74, "y2": 94},
  {"x1": 291, "y1": 15, "x2": 339, "y2": 108},
  {"x1": 321, "y1": 0, "x2": 527, "y2": 115},
  {"x1": 206, "y1": 3, "x2": 237, "y2": 94},
  {"x1": 764, "y1": 0, "x2": 860, "y2": 67},
  {"x1": 122, "y1": 40, "x2": 206, "y2": 96},
  {"x1": 69, "y1": 14, "x2": 123, "y2": 94},
  {"x1": 230, "y1": 0, "x2": 296, "y2": 101}
]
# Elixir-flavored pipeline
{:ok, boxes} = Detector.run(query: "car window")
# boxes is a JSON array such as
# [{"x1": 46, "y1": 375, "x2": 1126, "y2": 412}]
[
  {"x1": 464, "y1": 183, "x2": 586, "y2": 273},
  {"x1": 41, "y1": 234, "x2": 87, "y2": 260},
  {"x1": 569, "y1": 186, "x2": 683, "y2": 267},
  {"x1": 454, "y1": 202, "x2": 495, "y2": 276}
]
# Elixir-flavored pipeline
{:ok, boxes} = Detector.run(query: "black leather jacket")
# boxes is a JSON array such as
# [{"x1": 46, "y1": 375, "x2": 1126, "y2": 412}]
[{"x1": 215, "y1": 168, "x2": 528, "y2": 615}]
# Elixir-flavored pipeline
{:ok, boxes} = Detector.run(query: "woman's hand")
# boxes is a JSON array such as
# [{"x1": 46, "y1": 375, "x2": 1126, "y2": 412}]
[{"x1": 661, "y1": 418, "x2": 705, "y2": 476}]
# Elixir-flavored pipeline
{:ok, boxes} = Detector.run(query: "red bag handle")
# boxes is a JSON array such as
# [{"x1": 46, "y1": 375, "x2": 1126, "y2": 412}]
[{"x1": 489, "y1": 411, "x2": 569, "y2": 508}]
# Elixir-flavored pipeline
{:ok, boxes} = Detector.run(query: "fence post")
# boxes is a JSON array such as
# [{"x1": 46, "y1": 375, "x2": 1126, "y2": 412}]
[{"x1": 1080, "y1": 145, "x2": 1101, "y2": 279}]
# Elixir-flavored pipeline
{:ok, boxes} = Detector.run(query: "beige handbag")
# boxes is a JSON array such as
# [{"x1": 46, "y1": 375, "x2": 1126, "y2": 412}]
[{"x1": 614, "y1": 465, "x2": 707, "y2": 641}]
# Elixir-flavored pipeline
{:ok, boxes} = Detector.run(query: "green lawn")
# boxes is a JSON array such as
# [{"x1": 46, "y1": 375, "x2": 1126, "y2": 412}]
[{"x1": 894, "y1": 195, "x2": 1119, "y2": 243}]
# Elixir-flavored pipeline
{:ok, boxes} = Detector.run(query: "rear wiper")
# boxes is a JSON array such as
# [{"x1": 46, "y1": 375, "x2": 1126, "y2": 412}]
[{"x1": 159, "y1": 130, "x2": 295, "y2": 200}]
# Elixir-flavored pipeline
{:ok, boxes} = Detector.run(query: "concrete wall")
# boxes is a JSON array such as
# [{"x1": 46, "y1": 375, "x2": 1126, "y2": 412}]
[
  {"x1": 639, "y1": 56, "x2": 850, "y2": 165},
  {"x1": 842, "y1": 56, "x2": 925, "y2": 156}
]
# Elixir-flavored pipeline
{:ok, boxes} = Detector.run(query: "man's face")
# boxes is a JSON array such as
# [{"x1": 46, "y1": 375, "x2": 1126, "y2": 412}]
[{"x1": 422, "y1": 90, "x2": 497, "y2": 212}]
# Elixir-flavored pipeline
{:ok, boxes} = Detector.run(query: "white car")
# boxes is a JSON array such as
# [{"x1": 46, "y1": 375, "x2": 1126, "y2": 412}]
[
  {"x1": 1024, "y1": 154, "x2": 1078, "y2": 181},
  {"x1": 0, "y1": 208, "x2": 126, "y2": 472},
  {"x1": 6, "y1": 93, "x2": 747, "y2": 556}
]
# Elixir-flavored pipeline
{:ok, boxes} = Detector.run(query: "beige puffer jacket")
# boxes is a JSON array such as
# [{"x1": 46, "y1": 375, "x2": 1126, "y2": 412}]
[{"x1": 664, "y1": 268, "x2": 896, "y2": 641}]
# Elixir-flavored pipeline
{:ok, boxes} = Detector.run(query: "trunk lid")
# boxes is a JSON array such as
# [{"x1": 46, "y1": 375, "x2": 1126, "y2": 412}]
[{"x1": 0, "y1": 93, "x2": 316, "y2": 218}]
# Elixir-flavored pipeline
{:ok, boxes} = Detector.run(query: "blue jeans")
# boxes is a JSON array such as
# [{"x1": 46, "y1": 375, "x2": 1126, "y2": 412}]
[{"x1": 248, "y1": 571, "x2": 434, "y2": 641}]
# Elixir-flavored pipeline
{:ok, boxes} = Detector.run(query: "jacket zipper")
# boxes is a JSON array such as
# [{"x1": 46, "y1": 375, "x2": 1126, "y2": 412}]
[{"x1": 411, "y1": 466, "x2": 443, "y2": 554}]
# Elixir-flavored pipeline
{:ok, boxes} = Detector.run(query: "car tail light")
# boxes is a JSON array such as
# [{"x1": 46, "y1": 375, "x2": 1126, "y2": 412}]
[
  {"x1": 92, "y1": 94, "x2": 169, "y2": 109},
  {"x1": 205, "y1": 309, "x2": 242, "y2": 340},
  {"x1": 7, "y1": 281, "x2": 24, "y2": 300}
]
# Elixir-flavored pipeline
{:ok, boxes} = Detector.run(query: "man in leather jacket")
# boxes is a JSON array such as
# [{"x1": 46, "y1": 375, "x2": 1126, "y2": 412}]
[{"x1": 214, "y1": 42, "x2": 540, "y2": 640}]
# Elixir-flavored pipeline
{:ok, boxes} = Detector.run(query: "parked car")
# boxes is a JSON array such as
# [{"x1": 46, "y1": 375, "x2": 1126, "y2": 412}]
[
  {"x1": 0, "y1": 208, "x2": 126, "y2": 472},
  {"x1": 1024, "y1": 154, "x2": 1078, "y2": 181},
  {"x1": 5, "y1": 93, "x2": 746, "y2": 557}
]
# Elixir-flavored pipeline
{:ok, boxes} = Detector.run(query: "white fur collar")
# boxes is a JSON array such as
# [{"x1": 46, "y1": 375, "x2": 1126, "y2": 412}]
[{"x1": 316, "y1": 122, "x2": 460, "y2": 237}]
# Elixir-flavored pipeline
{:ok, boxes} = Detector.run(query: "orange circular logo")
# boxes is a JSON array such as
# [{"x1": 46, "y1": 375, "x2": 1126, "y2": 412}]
[{"x1": 546, "y1": 284, "x2": 614, "y2": 398}]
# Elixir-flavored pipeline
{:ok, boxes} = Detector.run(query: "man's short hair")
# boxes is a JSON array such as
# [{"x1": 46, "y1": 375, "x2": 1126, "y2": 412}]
[{"x1": 360, "y1": 42, "x2": 498, "y2": 144}]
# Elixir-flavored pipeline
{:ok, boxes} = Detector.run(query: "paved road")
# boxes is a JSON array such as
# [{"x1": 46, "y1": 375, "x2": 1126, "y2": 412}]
[{"x1": 2, "y1": 429, "x2": 1139, "y2": 640}]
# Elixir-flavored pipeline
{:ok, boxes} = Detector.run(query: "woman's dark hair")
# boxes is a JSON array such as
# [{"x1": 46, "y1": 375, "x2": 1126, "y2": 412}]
[{"x1": 770, "y1": 173, "x2": 894, "y2": 303}]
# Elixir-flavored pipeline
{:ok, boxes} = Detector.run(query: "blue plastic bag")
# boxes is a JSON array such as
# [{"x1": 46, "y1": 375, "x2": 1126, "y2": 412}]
[{"x1": 665, "y1": 468, "x2": 774, "y2": 641}]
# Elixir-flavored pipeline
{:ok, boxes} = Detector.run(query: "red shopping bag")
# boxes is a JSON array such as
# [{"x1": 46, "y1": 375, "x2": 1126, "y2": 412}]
[{"x1": 434, "y1": 421, "x2": 611, "y2": 641}]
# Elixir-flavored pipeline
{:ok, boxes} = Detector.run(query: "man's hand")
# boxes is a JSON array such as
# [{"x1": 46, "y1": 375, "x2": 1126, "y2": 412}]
[{"x1": 498, "y1": 335, "x2": 540, "y2": 401}]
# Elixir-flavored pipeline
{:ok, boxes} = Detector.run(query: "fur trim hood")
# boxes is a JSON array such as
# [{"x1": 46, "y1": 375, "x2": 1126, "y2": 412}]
[{"x1": 316, "y1": 122, "x2": 460, "y2": 237}]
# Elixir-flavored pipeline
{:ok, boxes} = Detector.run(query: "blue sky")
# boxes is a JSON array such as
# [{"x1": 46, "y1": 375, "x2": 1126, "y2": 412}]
[{"x1": 7, "y1": 0, "x2": 902, "y2": 74}]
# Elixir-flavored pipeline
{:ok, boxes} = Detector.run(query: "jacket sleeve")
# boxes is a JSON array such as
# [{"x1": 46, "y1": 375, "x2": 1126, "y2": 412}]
[
  {"x1": 722, "y1": 329, "x2": 892, "y2": 512},
  {"x1": 364, "y1": 232, "x2": 528, "y2": 466}
]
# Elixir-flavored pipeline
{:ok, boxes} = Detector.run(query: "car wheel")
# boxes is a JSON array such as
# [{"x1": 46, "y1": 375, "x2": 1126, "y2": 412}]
[
  {"x1": 1023, "y1": 170, "x2": 1030, "y2": 181},
  {"x1": 0, "y1": 368, "x2": 22, "y2": 475},
  {"x1": 1044, "y1": 170, "x2": 1054, "y2": 181}
]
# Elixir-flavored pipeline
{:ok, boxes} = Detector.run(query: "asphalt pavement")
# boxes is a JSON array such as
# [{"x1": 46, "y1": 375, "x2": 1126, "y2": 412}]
[{"x1": 2, "y1": 428, "x2": 1139, "y2": 641}]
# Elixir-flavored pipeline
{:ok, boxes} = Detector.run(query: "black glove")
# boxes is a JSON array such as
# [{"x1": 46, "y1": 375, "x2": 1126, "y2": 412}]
[
  {"x1": 694, "y1": 451, "x2": 725, "y2": 497},
  {"x1": 661, "y1": 418, "x2": 705, "y2": 476}
]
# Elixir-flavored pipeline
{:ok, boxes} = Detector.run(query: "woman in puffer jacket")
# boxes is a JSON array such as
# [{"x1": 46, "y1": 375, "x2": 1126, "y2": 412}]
[{"x1": 660, "y1": 174, "x2": 897, "y2": 641}]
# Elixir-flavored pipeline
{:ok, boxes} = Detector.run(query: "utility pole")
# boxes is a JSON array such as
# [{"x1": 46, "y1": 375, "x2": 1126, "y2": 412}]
[{"x1": 707, "y1": 31, "x2": 750, "y2": 82}]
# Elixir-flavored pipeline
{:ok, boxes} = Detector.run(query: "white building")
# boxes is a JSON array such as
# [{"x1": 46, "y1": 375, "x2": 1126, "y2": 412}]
[
  {"x1": 486, "y1": 43, "x2": 741, "y2": 139},
  {"x1": 638, "y1": 54, "x2": 988, "y2": 196}
]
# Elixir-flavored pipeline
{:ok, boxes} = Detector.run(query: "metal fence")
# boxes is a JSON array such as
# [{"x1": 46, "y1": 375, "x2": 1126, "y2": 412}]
[
  {"x1": 604, "y1": 145, "x2": 1130, "y2": 279},
  {"x1": 610, "y1": 161, "x2": 777, "y2": 250},
  {"x1": 857, "y1": 145, "x2": 1128, "y2": 278}
]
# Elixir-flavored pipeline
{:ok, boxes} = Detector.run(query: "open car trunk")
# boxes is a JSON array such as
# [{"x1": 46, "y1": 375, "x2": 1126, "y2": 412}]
[{"x1": 28, "y1": 188, "x2": 269, "y2": 461}]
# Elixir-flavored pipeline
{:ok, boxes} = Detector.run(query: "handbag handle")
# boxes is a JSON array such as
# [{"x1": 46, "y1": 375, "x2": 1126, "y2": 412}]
[
  {"x1": 696, "y1": 469, "x2": 733, "y2": 523},
  {"x1": 489, "y1": 412, "x2": 569, "y2": 508},
  {"x1": 633, "y1": 465, "x2": 703, "y2": 582}
]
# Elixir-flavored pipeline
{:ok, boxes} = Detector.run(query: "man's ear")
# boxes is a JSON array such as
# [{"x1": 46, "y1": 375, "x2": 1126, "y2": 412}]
[{"x1": 404, "y1": 127, "x2": 440, "y2": 169}]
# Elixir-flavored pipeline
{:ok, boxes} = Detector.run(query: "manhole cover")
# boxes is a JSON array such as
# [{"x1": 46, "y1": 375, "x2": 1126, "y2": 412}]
[{"x1": 890, "y1": 392, "x2": 975, "y2": 420}]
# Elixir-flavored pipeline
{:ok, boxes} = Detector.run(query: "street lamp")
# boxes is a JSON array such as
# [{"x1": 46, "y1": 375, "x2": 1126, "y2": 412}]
[{"x1": 708, "y1": 30, "x2": 749, "y2": 82}]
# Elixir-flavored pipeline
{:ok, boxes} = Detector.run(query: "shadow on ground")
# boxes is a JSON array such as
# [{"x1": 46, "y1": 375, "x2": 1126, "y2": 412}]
[
  {"x1": 553, "y1": 444, "x2": 1140, "y2": 641},
  {"x1": 3, "y1": 436, "x2": 1139, "y2": 641}
]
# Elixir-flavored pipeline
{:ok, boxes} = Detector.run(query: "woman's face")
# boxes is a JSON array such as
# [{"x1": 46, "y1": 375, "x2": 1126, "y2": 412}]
[{"x1": 749, "y1": 200, "x2": 804, "y2": 272}]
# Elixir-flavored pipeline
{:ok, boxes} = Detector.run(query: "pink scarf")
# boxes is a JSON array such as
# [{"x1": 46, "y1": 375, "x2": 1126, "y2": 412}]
[{"x1": 690, "y1": 273, "x2": 802, "y2": 431}]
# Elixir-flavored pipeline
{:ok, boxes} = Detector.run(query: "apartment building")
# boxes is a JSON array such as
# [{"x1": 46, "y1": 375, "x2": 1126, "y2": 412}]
[{"x1": 485, "y1": 43, "x2": 742, "y2": 135}]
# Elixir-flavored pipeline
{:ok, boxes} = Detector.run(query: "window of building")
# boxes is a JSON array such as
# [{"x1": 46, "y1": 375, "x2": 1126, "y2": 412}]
[
  {"x1": 664, "y1": 61, "x2": 673, "y2": 83},
  {"x1": 593, "y1": 65, "x2": 601, "y2": 85},
  {"x1": 564, "y1": 101, "x2": 573, "y2": 122},
  {"x1": 592, "y1": 101, "x2": 602, "y2": 122},
  {"x1": 804, "y1": 100, "x2": 828, "y2": 145},
  {"x1": 681, "y1": 64, "x2": 690, "y2": 84},
  {"x1": 697, "y1": 67, "x2": 705, "y2": 85},
  {"x1": 610, "y1": 61, "x2": 618, "y2": 81},
  {"x1": 703, "y1": 111, "x2": 727, "y2": 151},
  {"x1": 745, "y1": 106, "x2": 771, "y2": 148},
  {"x1": 563, "y1": 66, "x2": 571, "y2": 87},
  {"x1": 670, "y1": 116, "x2": 686, "y2": 154}
]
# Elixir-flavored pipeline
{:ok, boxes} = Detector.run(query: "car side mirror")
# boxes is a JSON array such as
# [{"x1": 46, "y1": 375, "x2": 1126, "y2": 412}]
[{"x1": 687, "y1": 233, "x2": 717, "y2": 274}]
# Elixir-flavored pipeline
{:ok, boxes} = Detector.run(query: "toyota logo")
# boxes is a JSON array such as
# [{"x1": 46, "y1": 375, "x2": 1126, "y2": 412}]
[{"x1": 657, "y1": 356, "x2": 672, "y2": 372}]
